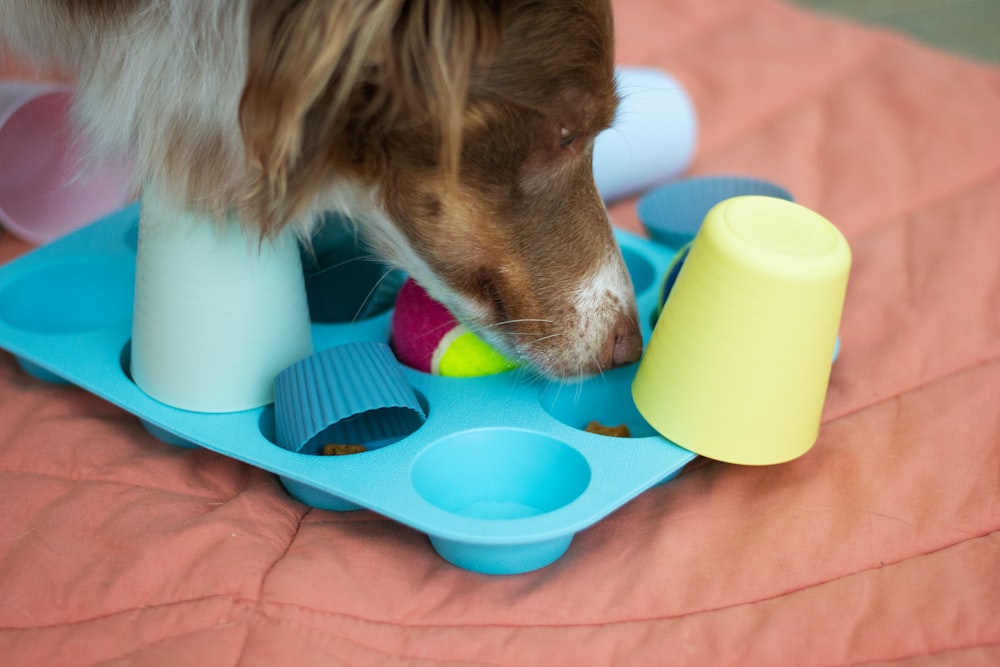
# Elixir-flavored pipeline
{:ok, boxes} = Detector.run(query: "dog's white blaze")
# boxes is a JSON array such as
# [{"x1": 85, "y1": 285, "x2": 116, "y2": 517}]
[
  {"x1": 571, "y1": 251, "x2": 635, "y2": 352},
  {"x1": 575, "y1": 252, "x2": 631, "y2": 315}
]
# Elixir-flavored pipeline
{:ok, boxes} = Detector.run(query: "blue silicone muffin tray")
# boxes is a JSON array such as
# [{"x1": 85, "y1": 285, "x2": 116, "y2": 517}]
[{"x1": 0, "y1": 202, "x2": 696, "y2": 575}]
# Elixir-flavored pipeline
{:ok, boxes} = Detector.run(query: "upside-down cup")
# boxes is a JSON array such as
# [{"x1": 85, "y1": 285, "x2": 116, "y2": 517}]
[
  {"x1": 130, "y1": 192, "x2": 313, "y2": 412},
  {"x1": 632, "y1": 196, "x2": 851, "y2": 465},
  {"x1": 273, "y1": 342, "x2": 426, "y2": 455},
  {"x1": 0, "y1": 83, "x2": 132, "y2": 244}
]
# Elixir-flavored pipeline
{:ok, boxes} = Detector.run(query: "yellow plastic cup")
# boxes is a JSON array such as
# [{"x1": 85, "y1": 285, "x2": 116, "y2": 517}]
[
  {"x1": 131, "y1": 192, "x2": 313, "y2": 412},
  {"x1": 632, "y1": 196, "x2": 851, "y2": 465}
]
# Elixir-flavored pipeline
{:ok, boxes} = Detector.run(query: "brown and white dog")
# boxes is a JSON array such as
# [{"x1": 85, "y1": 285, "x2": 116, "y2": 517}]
[{"x1": 0, "y1": 0, "x2": 642, "y2": 379}]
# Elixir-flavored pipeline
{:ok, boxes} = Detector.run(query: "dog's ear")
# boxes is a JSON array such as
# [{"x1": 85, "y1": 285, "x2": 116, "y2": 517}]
[
  {"x1": 240, "y1": 1, "x2": 503, "y2": 234},
  {"x1": 389, "y1": 1, "x2": 502, "y2": 178},
  {"x1": 240, "y1": 0, "x2": 357, "y2": 233}
]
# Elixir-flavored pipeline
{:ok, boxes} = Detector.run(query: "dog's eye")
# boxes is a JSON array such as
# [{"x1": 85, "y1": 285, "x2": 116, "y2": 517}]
[{"x1": 559, "y1": 127, "x2": 577, "y2": 149}]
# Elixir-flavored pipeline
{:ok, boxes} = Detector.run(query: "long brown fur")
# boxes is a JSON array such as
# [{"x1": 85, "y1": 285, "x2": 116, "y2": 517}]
[{"x1": 0, "y1": 0, "x2": 643, "y2": 378}]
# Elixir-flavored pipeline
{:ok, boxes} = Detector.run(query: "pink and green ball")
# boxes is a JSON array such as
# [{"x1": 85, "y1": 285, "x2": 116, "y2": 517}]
[{"x1": 391, "y1": 278, "x2": 520, "y2": 377}]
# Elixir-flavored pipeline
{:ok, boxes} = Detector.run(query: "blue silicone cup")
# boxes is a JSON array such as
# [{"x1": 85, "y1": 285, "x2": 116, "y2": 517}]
[
  {"x1": 273, "y1": 341, "x2": 426, "y2": 510},
  {"x1": 648, "y1": 242, "x2": 692, "y2": 329},
  {"x1": 637, "y1": 175, "x2": 794, "y2": 249}
]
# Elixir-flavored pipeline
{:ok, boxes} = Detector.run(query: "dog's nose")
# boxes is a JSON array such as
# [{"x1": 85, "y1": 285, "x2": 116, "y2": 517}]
[{"x1": 604, "y1": 313, "x2": 644, "y2": 369}]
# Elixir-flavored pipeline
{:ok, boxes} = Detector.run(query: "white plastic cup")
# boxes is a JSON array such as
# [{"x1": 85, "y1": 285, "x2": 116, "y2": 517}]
[
  {"x1": 130, "y1": 192, "x2": 314, "y2": 412},
  {"x1": 594, "y1": 67, "x2": 698, "y2": 203},
  {"x1": 0, "y1": 83, "x2": 132, "y2": 244}
]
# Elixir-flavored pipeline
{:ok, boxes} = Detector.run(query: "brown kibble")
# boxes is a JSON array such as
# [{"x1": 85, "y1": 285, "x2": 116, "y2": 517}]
[
  {"x1": 584, "y1": 421, "x2": 631, "y2": 438},
  {"x1": 320, "y1": 443, "x2": 367, "y2": 456}
]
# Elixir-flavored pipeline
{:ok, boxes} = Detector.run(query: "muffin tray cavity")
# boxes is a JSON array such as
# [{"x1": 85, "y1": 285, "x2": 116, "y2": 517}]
[{"x1": 0, "y1": 203, "x2": 695, "y2": 575}]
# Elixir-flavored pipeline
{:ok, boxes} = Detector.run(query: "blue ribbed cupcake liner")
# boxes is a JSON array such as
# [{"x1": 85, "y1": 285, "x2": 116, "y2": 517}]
[
  {"x1": 273, "y1": 342, "x2": 426, "y2": 455},
  {"x1": 637, "y1": 175, "x2": 794, "y2": 248}
]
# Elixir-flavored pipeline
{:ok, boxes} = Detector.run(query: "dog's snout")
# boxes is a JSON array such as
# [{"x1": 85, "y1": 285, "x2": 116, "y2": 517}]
[
  {"x1": 459, "y1": 251, "x2": 643, "y2": 378},
  {"x1": 605, "y1": 312, "x2": 643, "y2": 370}
]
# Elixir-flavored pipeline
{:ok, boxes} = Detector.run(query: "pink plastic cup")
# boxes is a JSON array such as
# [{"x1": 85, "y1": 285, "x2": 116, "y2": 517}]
[{"x1": 0, "y1": 83, "x2": 132, "y2": 244}]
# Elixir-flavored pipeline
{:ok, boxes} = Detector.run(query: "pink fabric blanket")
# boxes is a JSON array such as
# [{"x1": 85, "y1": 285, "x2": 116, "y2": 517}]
[{"x1": 2, "y1": 0, "x2": 999, "y2": 663}]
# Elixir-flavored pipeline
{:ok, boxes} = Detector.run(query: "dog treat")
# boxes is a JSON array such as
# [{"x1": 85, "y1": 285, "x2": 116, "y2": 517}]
[
  {"x1": 585, "y1": 421, "x2": 631, "y2": 438},
  {"x1": 320, "y1": 443, "x2": 367, "y2": 456}
]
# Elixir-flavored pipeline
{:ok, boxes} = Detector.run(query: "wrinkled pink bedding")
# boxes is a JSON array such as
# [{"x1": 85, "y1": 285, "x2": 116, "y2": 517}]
[{"x1": 2, "y1": 0, "x2": 999, "y2": 664}]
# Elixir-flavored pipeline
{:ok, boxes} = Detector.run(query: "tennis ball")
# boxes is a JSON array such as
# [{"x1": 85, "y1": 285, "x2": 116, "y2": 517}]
[{"x1": 391, "y1": 278, "x2": 520, "y2": 377}]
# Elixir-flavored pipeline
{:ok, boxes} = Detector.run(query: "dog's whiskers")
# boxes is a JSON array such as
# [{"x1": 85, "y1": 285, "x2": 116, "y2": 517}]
[
  {"x1": 304, "y1": 253, "x2": 383, "y2": 279},
  {"x1": 351, "y1": 266, "x2": 399, "y2": 324},
  {"x1": 518, "y1": 332, "x2": 563, "y2": 348},
  {"x1": 489, "y1": 318, "x2": 554, "y2": 327}
]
